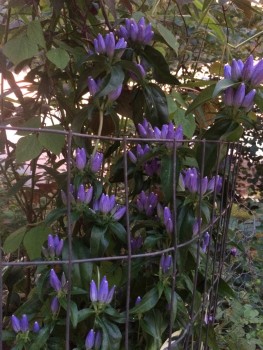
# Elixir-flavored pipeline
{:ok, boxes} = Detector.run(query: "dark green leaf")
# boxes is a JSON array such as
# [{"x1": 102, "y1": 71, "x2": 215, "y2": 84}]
[
  {"x1": 130, "y1": 287, "x2": 160, "y2": 314},
  {"x1": 45, "y1": 207, "x2": 67, "y2": 225},
  {"x1": 38, "y1": 126, "x2": 65, "y2": 155},
  {"x1": 212, "y1": 79, "x2": 237, "y2": 98},
  {"x1": 27, "y1": 20, "x2": 46, "y2": 49},
  {"x1": 90, "y1": 225, "x2": 108, "y2": 257},
  {"x1": 160, "y1": 154, "x2": 174, "y2": 202},
  {"x1": 3, "y1": 226, "x2": 26, "y2": 253},
  {"x1": 99, "y1": 318, "x2": 122, "y2": 350},
  {"x1": 218, "y1": 277, "x2": 236, "y2": 298},
  {"x1": 77, "y1": 308, "x2": 94, "y2": 323},
  {"x1": 23, "y1": 224, "x2": 51, "y2": 259},
  {"x1": 154, "y1": 22, "x2": 179, "y2": 54},
  {"x1": 30, "y1": 325, "x2": 53, "y2": 350},
  {"x1": 173, "y1": 111, "x2": 196, "y2": 139},
  {"x1": 3, "y1": 34, "x2": 38, "y2": 65},
  {"x1": 144, "y1": 83, "x2": 169, "y2": 126},
  {"x1": 186, "y1": 84, "x2": 216, "y2": 115},
  {"x1": 97, "y1": 65, "x2": 125, "y2": 98},
  {"x1": 15, "y1": 134, "x2": 42, "y2": 162},
  {"x1": 109, "y1": 222, "x2": 127, "y2": 242},
  {"x1": 46, "y1": 48, "x2": 70, "y2": 70},
  {"x1": 164, "y1": 288, "x2": 177, "y2": 323}
]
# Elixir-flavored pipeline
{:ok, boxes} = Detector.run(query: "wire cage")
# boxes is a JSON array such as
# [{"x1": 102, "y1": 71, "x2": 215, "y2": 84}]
[{"x1": 0, "y1": 125, "x2": 242, "y2": 350}]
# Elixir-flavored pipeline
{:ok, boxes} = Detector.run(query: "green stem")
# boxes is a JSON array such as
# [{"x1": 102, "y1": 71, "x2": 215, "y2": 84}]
[{"x1": 92, "y1": 105, "x2": 104, "y2": 157}]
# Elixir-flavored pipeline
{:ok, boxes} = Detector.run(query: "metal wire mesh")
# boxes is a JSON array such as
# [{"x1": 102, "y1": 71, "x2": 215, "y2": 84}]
[{"x1": 0, "y1": 125, "x2": 242, "y2": 350}]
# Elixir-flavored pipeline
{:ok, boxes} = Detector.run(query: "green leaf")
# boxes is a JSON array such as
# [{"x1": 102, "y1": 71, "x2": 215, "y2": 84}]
[
  {"x1": 109, "y1": 222, "x2": 126, "y2": 242},
  {"x1": 30, "y1": 325, "x2": 52, "y2": 350},
  {"x1": 23, "y1": 225, "x2": 51, "y2": 259},
  {"x1": 1, "y1": 330, "x2": 14, "y2": 341},
  {"x1": 62, "y1": 238, "x2": 93, "y2": 289},
  {"x1": 130, "y1": 287, "x2": 160, "y2": 314},
  {"x1": 3, "y1": 226, "x2": 26, "y2": 253},
  {"x1": 99, "y1": 318, "x2": 122, "y2": 350},
  {"x1": 164, "y1": 288, "x2": 177, "y2": 323},
  {"x1": 154, "y1": 22, "x2": 179, "y2": 54},
  {"x1": 144, "y1": 83, "x2": 169, "y2": 126},
  {"x1": 77, "y1": 308, "x2": 94, "y2": 323},
  {"x1": 218, "y1": 277, "x2": 236, "y2": 298},
  {"x1": 142, "y1": 46, "x2": 180, "y2": 85},
  {"x1": 38, "y1": 125, "x2": 65, "y2": 155},
  {"x1": 15, "y1": 134, "x2": 42, "y2": 162},
  {"x1": 173, "y1": 110, "x2": 196, "y2": 138},
  {"x1": 97, "y1": 65, "x2": 125, "y2": 98},
  {"x1": 90, "y1": 225, "x2": 108, "y2": 257},
  {"x1": 46, "y1": 48, "x2": 70, "y2": 70},
  {"x1": 186, "y1": 84, "x2": 216, "y2": 115},
  {"x1": 254, "y1": 91, "x2": 263, "y2": 112},
  {"x1": 212, "y1": 79, "x2": 237, "y2": 98},
  {"x1": 3, "y1": 34, "x2": 38, "y2": 65},
  {"x1": 141, "y1": 310, "x2": 166, "y2": 347},
  {"x1": 27, "y1": 20, "x2": 46, "y2": 49}
]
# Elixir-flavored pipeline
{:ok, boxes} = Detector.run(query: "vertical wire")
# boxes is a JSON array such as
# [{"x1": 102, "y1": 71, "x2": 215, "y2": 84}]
[
  {"x1": 123, "y1": 137, "x2": 131, "y2": 349},
  {"x1": 65, "y1": 128, "x2": 73, "y2": 350},
  {"x1": 167, "y1": 139, "x2": 178, "y2": 349}
]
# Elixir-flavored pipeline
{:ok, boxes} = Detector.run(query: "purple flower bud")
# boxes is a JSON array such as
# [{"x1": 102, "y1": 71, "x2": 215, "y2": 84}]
[
  {"x1": 154, "y1": 126, "x2": 161, "y2": 139},
  {"x1": 20, "y1": 314, "x2": 29, "y2": 332},
  {"x1": 97, "y1": 33, "x2": 106, "y2": 54},
  {"x1": 201, "y1": 232, "x2": 210, "y2": 253},
  {"x1": 77, "y1": 184, "x2": 86, "y2": 203},
  {"x1": 33, "y1": 321, "x2": 40, "y2": 333},
  {"x1": 137, "y1": 24, "x2": 145, "y2": 43},
  {"x1": 242, "y1": 55, "x2": 254, "y2": 81},
  {"x1": 137, "y1": 123, "x2": 147, "y2": 137},
  {"x1": 11, "y1": 315, "x2": 21, "y2": 333},
  {"x1": 99, "y1": 194, "x2": 116, "y2": 214},
  {"x1": 85, "y1": 329, "x2": 96, "y2": 349},
  {"x1": 214, "y1": 175, "x2": 222, "y2": 192},
  {"x1": 231, "y1": 59, "x2": 242, "y2": 81},
  {"x1": 112, "y1": 206, "x2": 126, "y2": 221},
  {"x1": 55, "y1": 238, "x2": 63, "y2": 256},
  {"x1": 90, "y1": 280, "x2": 98, "y2": 302},
  {"x1": 85, "y1": 186, "x2": 93, "y2": 204},
  {"x1": 98, "y1": 276, "x2": 109, "y2": 303},
  {"x1": 48, "y1": 234, "x2": 55, "y2": 257},
  {"x1": 76, "y1": 147, "x2": 87, "y2": 170},
  {"x1": 184, "y1": 169, "x2": 198, "y2": 193},
  {"x1": 224, "y1": 64, "x2": 231, "y2": 79},
  {"x1": 237, "y1": 59, "x2": 244, "y2": 72},
  {"x1": 130, "y1": 236, "x2": 143, "y2": 253},
  {"x1": 201, "y1": 176, "x2": 208, "y2": 195},
  {"x1": 160, "y1": 255, "x2": 172, "y2": 274},
  {"x1": 51, "y1": 296, "x2": 59, "y2": 314},
  {"x1": 119, "y1": 25, "x2": 128, "y2": 40},
  {"x1": 105, "y1": 285, "x2": 115, "y2": 303},
  {"x1": 90, "y1": 152, "x2": 103, "y2": 173},
  {"x1": 204, "y1": 314, "x2": 213, "y2": 324},
  {"x1": 135, "y1": 296, "x2": 142, "y2": 305},
  {"x1": 163, "y1": 207, "x2": 172, "y2": 226},
  {"x1": 250, "y1": 59, "x2": 263, "y2": 87},
  {"x1": 105, "y1": 32, "x2": 115, "y2": 58},
  {"x1": 230, "y1": 247, "x2": 237, "y2": 256},
  {"x1": 108, "y1": 84, "x2": 122, "y2": 101},
  {"x1": 192, "y1": 218, "x2": 202, "y2": 236},
  {"x1": 115, "y1": 37, "x2": 127, "y2": 50},
  {"x1": 130, "y1": 22, "x2": 138, "y2": 41},
  {"x1": 174, "y1": 125, "x2": 183, "y2": 142},
  {"x1": 88, "y1": 77, "x2": 99, "y2": 96},
  {"x1": 233, "y1": 83, "x2": 246, "y2": 108},
  {"x1": 143, "y1": 24, "x2": 154, "y2": 45},
  {"x1": 50, "y1": 269, "x2": 62, "y2": 292},
  {"x1": 128, "y1": 150, "x2": 137, "y2": 163},
  {"x1": 94, "y1": 330, "x2": 102, "y2": 350},
  {"x1": 224, "y1": 87, "x2": 235, "y2": 106},
  {"x1": 241, "y1": 89, "x2": 256, "y2": 110}
]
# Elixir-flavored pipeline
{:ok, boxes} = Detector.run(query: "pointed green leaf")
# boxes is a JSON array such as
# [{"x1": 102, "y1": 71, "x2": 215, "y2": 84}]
[
  {"x1": 3, "y1": 226, "x2": 26, "y2": 253},
  {"x1": 27, "y1": 20, "x2": 46, "y2": 49},
  {"x1": 212, "y1": 79, "x2": 237, "y2": 98},
  {"x1": 46, "y1": 48, "x2": 70, "y2": 70},
  {"x1": 3, "y1": 34, "x2": 38, "y2": 65},
  {"x1": 38, "y1": 126, "x2": 65, "y2": 155},
  {"x1": 130, "y1": 287, "x2": 160, "y2": 314},
  {"x1": 15, "y1": 134, "x2": 42, "y2": 162},
  {"x1": 97, "y1": 65, "x2": 125, "y2": 98},
  {"x1": 23, "y1": 225, "x2": 51, "y2": 259},
  {"x1": 186, "y1": 84, "x2": 216, "y2": 115},
  {"x1": 154, "y1": 22, "x2": 179, "y2": 54}
]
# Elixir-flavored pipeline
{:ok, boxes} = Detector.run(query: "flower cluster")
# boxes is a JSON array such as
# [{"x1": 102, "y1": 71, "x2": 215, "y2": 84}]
[
  {"x1": 223, "y1": 55, "x2": 263, "y2": 111},
  {"x1": 137, "y1": 119, "x2": 183, "y2": 147},
  {"x1": 180, "y1": 168, "x2": 222, "y2": 195},
  {"x1": 61, "y1": 184, "x2": 93, "y2": 206},
  {"x1": 85, "y1": 329, "x2": 102, "y2": 350},
  {"x1": 136, "y1": 191, "x2": 158, "y2": 217},
  {"x1": 90, "y1": 276, "x2": 115, "y2": 304},
  {"x1": 75, "y1": 147, "x2": 103, "y2": 173},
  {"x1": 88, "y1": 76, "x2": 122, "y2": 102},
  {"x1": 50, "y1": 269, "x2": 68, "y2": 294},
  {"x1": 93, "y1": 193, "x2": 126, "y2": 220},
  {"x1": 11, "y1": 314, "x2": 40, "y2": 334},
  {"x1": 93, "y1": 32, "x2": 127, "y2": 58},
  {"x1": 118, "y1": 17, "x2": 154, "y2": 46},
  {"x1": 42, "y1": 234, "x2": 63, "y2": 259},
  {"x1": 128, "y1": 144, "x2": 150, "y2": 164}
]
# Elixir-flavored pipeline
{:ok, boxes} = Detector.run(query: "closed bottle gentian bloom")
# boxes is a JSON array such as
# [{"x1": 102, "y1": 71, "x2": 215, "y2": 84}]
[
  {"x1": 50, "y1": 269, "x2": 62, "y2": 292},
  {"x1": 163, "y1": 207, "x2": 173, "y2": 234},
  {"x1": 112, "y1": 205, "x2": 126, "y2": 221},
  {"x1": 201, "y1": 232, "x2": 210, "y2": 253},
  {"x1": 11, "y1": 315, "x2": 21, "y2": 333},
  {"x1": 136, "y1": 191, "x2": 158, "y2": 216},
  {"x1": 192, "y1": 218, "x2": 202, "y2": 236},
  {"x1": 87, "y1": 76, "x2": 99, "y2": 96},
  {"x1": 89, "y1": 152, "x2": 103, "y2": 173},
  {"x1": 119, "y1": 17, "x2": 154, "y2": 45},
  {"x1": 224, "y1": 87, "x2": 235, "y2": 106},
  {"x1": 232, "y1": 83, "x2": 246, "y2": 108},
  {"x1": 20, "y1": 314, "x2": 29, "y2": 332},
  {"x1": 130, "y1": 236, "x2": 143, "y2": 253},
  {"x1": 44, "y1": 234, "x2": 63, "y2": 259},
  {"x1": 242, "y1": 55, "x2": 254, "y2": 81},
  {"x1": 76, "y1": 147, "x2": 87, "y2": 170},
  {"x1": 90, "y1": 280, "x2": 98, "y2": 302},
  {"x1": 93, "y1": 32, "x2": 127, "y2": 58},
  {"x1": 144, "y1": 158, "x2": 160, "y2": 176},
  {"x1": 135, "y1": 296, "x2": 142, "y2": 305},
  {"x1": 241, "y1": 89, "x2": 256, "y2": 111},
  {"x1": 90, "y1": 276, "x2": 115, "y2": 304},
  {"x1": 107, "y1": 84, "x2": 122, "y2": 102},
  {"x1": 85, "y1": 329, "x2": 96, "y2": 349},
  {"x1": 33, "y1": 321, "x2": 40, "y2": 333},
  {"x1": 184, "y1": 168, "x2": 198, "y2": 193},
  {"x1": 231, "y1": 59, "x2": 242, "y2": 81},
  {"x1": 94, "y1": 330, "x2": 102, "y2": 350},
  {"x1": 130, "y1": 63, "x2": 146, "y2": 81},
  {"x1": 250, "y1": 59, "x2": 263, "y2": 87},
  {"x1": 160, "y1": 254, "x2": 172, "y2": 274},
  {"x1": 51, "y1": 296, "x2": 59, "y2": 314}
]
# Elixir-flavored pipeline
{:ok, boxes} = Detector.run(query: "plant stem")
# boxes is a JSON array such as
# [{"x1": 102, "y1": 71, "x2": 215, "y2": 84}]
[{"x1": 92, "y1": 105, "x2": 104, "y2": 157}]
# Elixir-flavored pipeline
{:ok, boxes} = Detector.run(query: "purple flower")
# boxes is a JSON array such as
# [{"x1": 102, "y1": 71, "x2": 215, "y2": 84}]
[
  {"x1": 130, "y1": 63, "x2": 146, "y2": 81},
  {"x1": 89, "y1": 152, "x2": 103, "y2": 173},
  {"x1": 241, "y1": 89, "x2": 256, "y2": 111},
  {"x1": 250, "y1": 59, "x2": 263, "y2": 87},
  {"x1": 108, "y1": 84, "x2": 123, "y2": 101},
  {"x1": 99, "y1": 194, "x2": 116, "y2": 214},
  {"x1": 163, "y1": 207, "x2": 173, "y2": 234},
  {"x1": 231, "y1": 59, "x2": 242, "y2": 81},
  {"x1": 90, "y1": 276, "x2": 115, "y2": 304},
  {"x1": 184, "y1": 168, "x2": 198, "y2": 193},
  {"x1": 33, "y1": 321, "x2": 40, "y2": 333},
  {"x1": 201, "y1": 232, "x2": 210, "y2": 253},
  {"x1": 45, "y1": 234, "x2": 64, "y2": 259},
  {"x1": 204, "y1": 314, "x2": 213, "y2": 324},
  {"x1": 130, "y1": 236, "x2": 143, "y2": 253},
  {"x1": 192, "y1": 218, "x2": 202, "y2": 236},
  {"x1": 76, "y1": 147, "x2": 87, "y2": 170},
  {"x1": 232, "y1": 83, "x2": 246, "y2": 108},
  {"x1": 242, "y1": 55, "x2": 254, "y2": 81},
  {"x1": 135, "y1": 296, "x2": 142, "y2": 305},
  {"x1": 144, "y1": 158, "x2": 160, "y2": 176},
  {"x1": 11, "y1": 315, "x2": 21, "y2": 333},
  {"x1": 88, "y1": 76, "x2": 99, "y2": 96},
  {"x1": 20, "y1": 314, "x2": 29, "y2": 332},
  {"x1": 77, "y1": 185, "x2": 93, "y2": 205},
  {"x1": 224, "y1": 87, "x2": 235, "y2": 106},
  {"x1": 230, "y1": 247, "x2": 237, "y2": 256},
  {"x1": 112, "y1": 205, "x2": 126, "y2": 221},
  {"x1": 93, "y1": 32, "x2": 127, "y2": 58},
  {"x1": 85, "y1": 329, "x2": 95, "y2": 349},
  {"x1": 207, "y1": 175, "x2": 222, "y2": 193},
  {"x1": 136, "y1": 191, "x2": 158, "y2": 216},
  {"x1": 50, "y1": 269, "x2": 66, "y2": 292},
  {"x1": 224, "y1": 64, "x2": 231, "y2": 79},
  {"x1": 118, "y1": 17, "x2": 153, "y2": 46},
  {"x1": 94, "y1": 331, "x2": 102, "y2": 350},
  {"x1": 104, "y1": 32, "x2": 115, "y2": 58},
  {"x1": 51, "y1": 296, "x2": 59, "y2": 314},
  {"x1": 160, "y1": 254, "x2": 172, "y2": 274}
]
